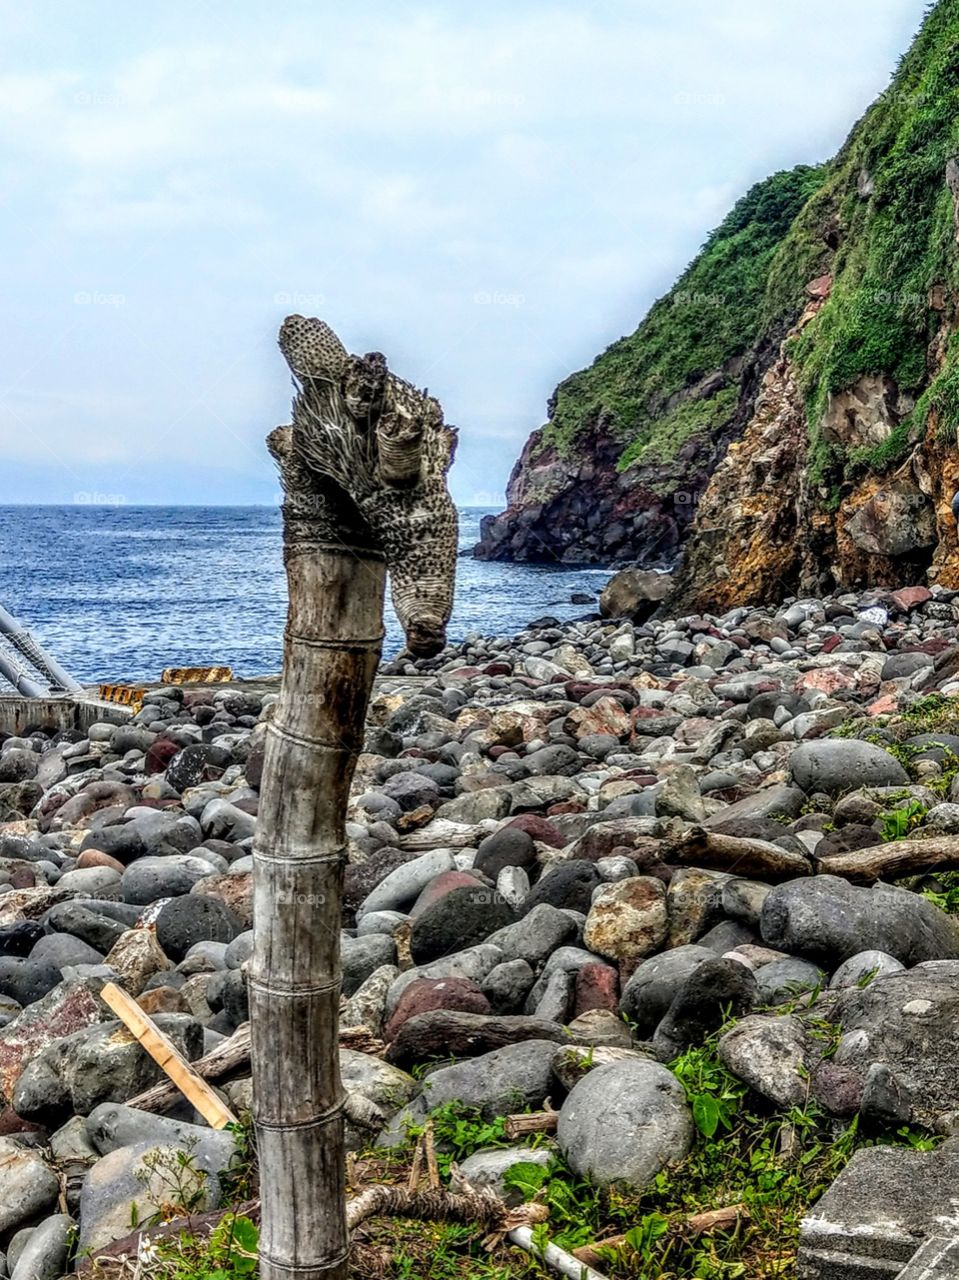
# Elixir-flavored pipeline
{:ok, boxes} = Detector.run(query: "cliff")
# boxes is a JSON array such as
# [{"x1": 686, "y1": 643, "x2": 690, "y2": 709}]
[{"x1": 476, "y1": 0, "x2": 959, "y2": 601}]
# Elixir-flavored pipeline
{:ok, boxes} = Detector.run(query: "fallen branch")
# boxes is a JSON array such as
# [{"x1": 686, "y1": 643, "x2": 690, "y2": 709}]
[
  {"x1": 662, "y1": 827, "x2": 811, "y2": 881},
  {"x1": 125, "y1": 1022, "x2": 252, "y2": 1114},
  {"x1": 572, "y1": 1202, "x2": 748, "y2": 1268},
  {"x1": 504, "y1": 1104, "x2": 559, "y2": 1140},
  {"x1": 815, "y1": 836, "x2": 959, "y2": 884}
]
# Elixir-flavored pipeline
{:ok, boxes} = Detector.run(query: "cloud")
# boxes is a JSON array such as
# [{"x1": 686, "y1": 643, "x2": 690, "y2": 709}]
[{"x1": 0, "y1": 0, "x2": 932, "y2": 505}]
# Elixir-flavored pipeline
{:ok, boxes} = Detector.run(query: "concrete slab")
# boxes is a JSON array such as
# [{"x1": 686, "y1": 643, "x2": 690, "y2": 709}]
[
  {"x1": 897, "y1": 1237, "x2": 959, "y2": 1278},
  {"x1": 799, "y1": 1148, "x2": 959, "y2": 1279}
]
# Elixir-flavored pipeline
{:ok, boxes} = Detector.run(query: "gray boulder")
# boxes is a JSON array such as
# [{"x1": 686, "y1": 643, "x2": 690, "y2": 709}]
[
  {"x1": 789, "y1": 739, "x2": 908, "y2": 795},
  {"x1": 761, "y1": 876, "x2": 959, "y2": 966},
  {"x1": 0, "y1": 1140, "x2": 59, "y2": 1232},
  {"x1": 718, "y1": 1015, "x2": 812, "y2": 1108},
  {"x1": 79, "y1": 1140, "x2": 224, "y2": 1251},
  {"x1": 557, "y1": 1058, "x2": 693, "y2": 1187},
  {"x1": 416, "y1": 1039, "x2": 558, "y2": 1120},
  {"x1": 459, "y1": 1146, "x2": 551, "y2": 1207},
  {"x1": 10, "y1": 1215, "x2": 74, "y2": 1280},
  {"x1": 824, "y1": 964, "x2": 959, "y2": 1131},
  {"x1": 619, "y1": 945, "x2": 714, "y2": 1037}
]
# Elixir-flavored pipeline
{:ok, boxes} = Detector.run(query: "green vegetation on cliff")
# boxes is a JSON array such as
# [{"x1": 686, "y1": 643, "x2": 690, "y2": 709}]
[
  {"x1": 784, "y1": 0, "x2": 959, "y2": 483},
  {"x1": 537, "y1": 0, "x2": 959, "y2": 488},
  {"x1": 543, "y1": 164, "x2": 826, "y2": 462}
]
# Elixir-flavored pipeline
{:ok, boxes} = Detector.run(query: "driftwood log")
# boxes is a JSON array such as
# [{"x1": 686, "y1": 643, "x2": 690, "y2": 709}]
[
  {"x1": 815, "y1": 835, "x2": 959, "y2": 884},
  {"x1": 250, "y1": 316, "x2": 458, "y2": 1280},
  {"x1": 662, "y1": 826, "x2": 812, "y2": 880}
]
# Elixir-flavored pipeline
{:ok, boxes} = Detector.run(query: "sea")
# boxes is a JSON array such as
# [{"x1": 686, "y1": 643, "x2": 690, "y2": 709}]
[{"x1": 0, "y1": 506, "x2": 614, "y2": 685}]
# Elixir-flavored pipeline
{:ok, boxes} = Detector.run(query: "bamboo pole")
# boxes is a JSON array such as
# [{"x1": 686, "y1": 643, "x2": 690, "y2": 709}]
[{"x1": 251, "y1": 315, "x2": 458, "y2": 1280}]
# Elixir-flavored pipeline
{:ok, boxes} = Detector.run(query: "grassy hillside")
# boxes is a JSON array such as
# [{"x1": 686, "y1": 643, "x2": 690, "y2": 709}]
[
  {"x1": 540, "y1": 164, "x2": 827, "y2": 465},
  {"x1": 536, "y1": 0, "x2": 959, "y2": 487},
  {"x1": 780, "y1": 0, "x2": 959, "y2": 487}
]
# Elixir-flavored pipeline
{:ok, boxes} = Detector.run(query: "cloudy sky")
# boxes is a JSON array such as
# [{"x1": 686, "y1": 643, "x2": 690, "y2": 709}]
[{"x1": 0, "y1": 0, "x2": 930, "y2": 506}]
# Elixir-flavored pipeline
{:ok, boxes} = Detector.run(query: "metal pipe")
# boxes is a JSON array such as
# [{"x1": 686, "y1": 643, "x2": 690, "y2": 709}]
[
  {"x1": 0, "y1": 645, "x2": 48, "y2": 698},
  {"x1": 0, "y1": 604, "x2": 82, "y2": 693}
]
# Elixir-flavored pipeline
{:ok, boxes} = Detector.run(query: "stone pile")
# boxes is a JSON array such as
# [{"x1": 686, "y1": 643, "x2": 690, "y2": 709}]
[{"x1": 4, "y1": 583, "x2": 959, "y2": 1268}]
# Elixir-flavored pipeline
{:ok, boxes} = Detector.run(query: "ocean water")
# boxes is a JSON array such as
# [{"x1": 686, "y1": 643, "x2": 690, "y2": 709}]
[{"x1": 0, "y1": 506, "x2": 613, "y2": 684}]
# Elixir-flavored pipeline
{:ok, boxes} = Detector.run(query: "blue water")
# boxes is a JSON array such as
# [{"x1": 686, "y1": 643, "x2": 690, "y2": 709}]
[{"x1": 0, "y1": 507, "x2": 612, "y2": 683}]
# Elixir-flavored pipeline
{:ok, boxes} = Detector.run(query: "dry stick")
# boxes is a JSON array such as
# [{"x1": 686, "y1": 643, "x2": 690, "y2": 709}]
[
  {"x1": 504, "y1": 1104, "x2": 559, "y2": 1140},
  {"x1": 100, "y1": 981, "x2": 236, "y2": 1129},
  {"x1": 571, "y1": 1203, "x2": 749, "y2": 1269},
  {"x1": 423, "y1": 1118, "x2": 440, "y2": 1190}
]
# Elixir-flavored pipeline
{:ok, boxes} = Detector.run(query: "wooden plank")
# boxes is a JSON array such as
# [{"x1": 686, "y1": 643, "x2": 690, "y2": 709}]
[
  {"x1": 127, "y1": 1022, "x2": 251, "y2": 1114},
  {"x1": 101, "y1": 980, "x2": 237, "y2": 1129}
]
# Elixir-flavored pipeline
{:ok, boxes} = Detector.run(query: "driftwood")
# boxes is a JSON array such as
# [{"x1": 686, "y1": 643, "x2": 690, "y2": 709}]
[
  {"x1": 504, "y1": 1104, "x2": 559, "y2": 1139},
  {"x1": 571, "y1": 1202, "x2": 749, "y2": 1268},
  {"x1": 251, "y1": 315, "x2": 458, "y2": 1280},
  {"x1": 815, "y1": 836, "x2": 959, "y2": 884},
  {"x1": 384, "y1": 1011, "x2": 567, "y2": 1067},
  {"x1": 662, "y1": 826, "x2": 812, "y2": 880}
]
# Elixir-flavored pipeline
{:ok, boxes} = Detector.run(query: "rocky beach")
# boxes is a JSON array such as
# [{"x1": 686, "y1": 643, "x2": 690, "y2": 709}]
[{"x1": 4, "y1": 579, "x2": 959, "y2": 1274}]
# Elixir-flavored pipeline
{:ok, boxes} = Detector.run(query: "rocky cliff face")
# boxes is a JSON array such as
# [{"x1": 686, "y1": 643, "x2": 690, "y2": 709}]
[{"x1": 477, "y1": 0, "x2": 959, "y2": 603}]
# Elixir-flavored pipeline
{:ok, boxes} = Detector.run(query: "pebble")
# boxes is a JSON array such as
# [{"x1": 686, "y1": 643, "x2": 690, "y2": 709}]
[{"x1": 6, "y1": 582, "x2": 959, "y2": 1255}]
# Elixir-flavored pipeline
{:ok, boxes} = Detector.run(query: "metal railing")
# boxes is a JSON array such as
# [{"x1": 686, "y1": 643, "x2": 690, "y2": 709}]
[{"x1": 0, "y1": 604, "x2": 82, "y2": 696}]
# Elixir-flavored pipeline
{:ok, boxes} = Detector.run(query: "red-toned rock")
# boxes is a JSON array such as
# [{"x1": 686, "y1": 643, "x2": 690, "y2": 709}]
[
  {"x1": 0, "y1": 1106, "x2": 42, "y2": 1136},
  {"x1": 821, "y1": 634, "x2": 843, "y2": 654},
  {"x1": 384, "y1": 976, "x2": 491, "y2": 1042},
  {"x1": 0, "y1": 979, "x2": 108, "y2": 1101},
  {"x1": 890, "y1": 586, "x2": 932, "y2": 611},
  {"x1": 574, "y1": 962, "x2": 619, "y2": 1015},
  {"x1": 564, "y1": 697, "x2": 631, "y2": 741},
  {"x1": 410, "y1": 871, "x2": 483, "y2": 918},
  {"x1": 145, "y1": 739, "x2": 180, "y2": 775},
  {"x1": 868, "y1": 693, "x2": 899, "y2": 717},
  {"x1": 548, "y1": 800, "x2": 585, "y2": 815},
  {"x1": 76, "y1": 849, "x2": 125, "y2": 873},
  {"x1": 505, "y1": 814, "x2": 565, "y2": 848},
  {"x1": 798, "y1": 668, "x2": 857, "y2": 695}
]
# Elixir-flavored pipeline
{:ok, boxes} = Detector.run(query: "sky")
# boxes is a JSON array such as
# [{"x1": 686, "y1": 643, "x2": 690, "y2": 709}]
[{"x1": 0, "y1": 0, "x2": 932, "y2": 507}]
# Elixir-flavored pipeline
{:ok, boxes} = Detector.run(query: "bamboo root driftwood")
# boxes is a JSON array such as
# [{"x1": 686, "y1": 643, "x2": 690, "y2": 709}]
[{"x1": 251, "y1": 315, "x2": 458, "y2": 1280}]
